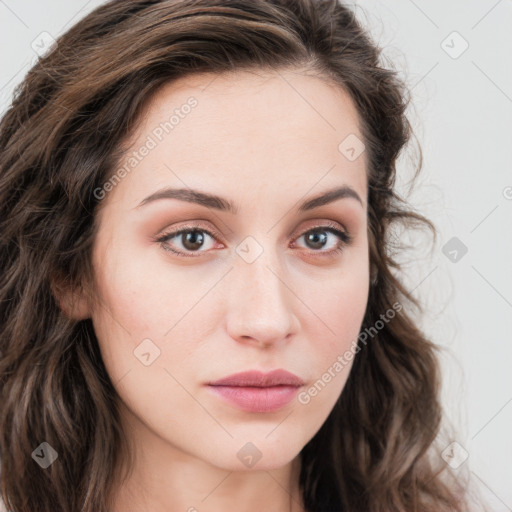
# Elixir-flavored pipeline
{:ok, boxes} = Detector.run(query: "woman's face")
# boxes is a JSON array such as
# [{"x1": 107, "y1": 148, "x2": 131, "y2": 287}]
[{"x1": 86, "y1": 69, "x2": 369, "y2": 472}]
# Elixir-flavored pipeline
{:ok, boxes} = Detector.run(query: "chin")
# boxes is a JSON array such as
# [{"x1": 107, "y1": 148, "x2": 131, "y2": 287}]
[{"x1": 203, "y1": 438, "x2": 303, "y2": 472}]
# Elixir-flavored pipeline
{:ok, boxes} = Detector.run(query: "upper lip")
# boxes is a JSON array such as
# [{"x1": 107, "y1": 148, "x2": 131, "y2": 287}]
[{"x1": 208, "y1": 369, "x2": 304, "y2": 388}]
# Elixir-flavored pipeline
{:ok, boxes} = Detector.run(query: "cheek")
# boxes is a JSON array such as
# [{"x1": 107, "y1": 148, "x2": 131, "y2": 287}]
[
  {"x1": 302, "y1": 262, "x2": 369, "y2": 402},
  {"x1": 91, "y1": 234, "x2": 197, "y2": 333},
  {"x1": 88, "y1": 257, "x2": 201, "y2": 422},
  {"x1": 295, "y1": 279, "x2": 368, "y2": 425},
  {"x1": 310, "y1": 256, "x2": 369, "y2": 343},
  {"x1": 89, "y1": 241, "x2": 218, "y2": 386}
]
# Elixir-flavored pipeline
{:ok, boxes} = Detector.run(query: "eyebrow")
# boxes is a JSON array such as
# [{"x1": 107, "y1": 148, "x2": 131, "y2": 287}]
[{"x1": 135, "y1": 184, "x2": 364, "y2": 213}]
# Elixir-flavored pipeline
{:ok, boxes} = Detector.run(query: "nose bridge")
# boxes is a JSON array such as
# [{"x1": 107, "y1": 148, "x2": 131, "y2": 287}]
[
  {"x1": 239, "y1": 252, "x2": 285, "y2": 310},
  {"x1": 225, "y1": 238, "x2": 297, "y2": 344}
]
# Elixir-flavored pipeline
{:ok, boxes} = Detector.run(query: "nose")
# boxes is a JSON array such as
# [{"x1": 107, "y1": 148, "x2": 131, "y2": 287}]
[{"x1": 224, "y1": 252, "x2": 299, "y2": 349}]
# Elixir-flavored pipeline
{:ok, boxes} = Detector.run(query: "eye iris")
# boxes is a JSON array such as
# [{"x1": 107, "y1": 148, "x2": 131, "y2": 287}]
[
  {"x1": 306, "y1": 230, "x2": 328, "y2": 249},
  {"x1": 182, "y1": 230, "x2": 205, "y2": 251}
]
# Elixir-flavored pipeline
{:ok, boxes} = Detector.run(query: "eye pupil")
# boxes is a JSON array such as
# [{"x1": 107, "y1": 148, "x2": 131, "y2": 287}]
[
  {"x1": 306, "y1": 230, "x2": 328, "y2": 249},
  {"x1": 182, "y1": 230, "x2": 204, "y2": 251}
]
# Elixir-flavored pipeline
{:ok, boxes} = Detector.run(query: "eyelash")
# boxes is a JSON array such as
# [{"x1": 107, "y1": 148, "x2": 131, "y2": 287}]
[{"x1": 155, "y1": 221, "x2": 352, "y2": 259}]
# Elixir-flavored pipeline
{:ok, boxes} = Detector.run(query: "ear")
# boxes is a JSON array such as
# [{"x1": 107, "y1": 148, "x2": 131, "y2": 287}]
[{"x1": 50, "y1": 274, "x2": 91, "y2": 320}]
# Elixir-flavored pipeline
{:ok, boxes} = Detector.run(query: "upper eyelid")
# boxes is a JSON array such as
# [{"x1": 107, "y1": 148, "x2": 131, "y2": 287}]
[
  {"x1": 158, "y1": 220, "x2": 349, "y2": 239},
  {"x1": 157, "y1": 221, "x2": 350, "y2": 248}
]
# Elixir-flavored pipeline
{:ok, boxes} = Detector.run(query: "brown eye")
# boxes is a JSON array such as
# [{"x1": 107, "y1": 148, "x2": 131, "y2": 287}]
[
  {"x1": 178, "y1": 230, "x2": 207, "y2": 251},
  {"x1": 157, "y1": 227, "x2": 219, "y2": 257}
]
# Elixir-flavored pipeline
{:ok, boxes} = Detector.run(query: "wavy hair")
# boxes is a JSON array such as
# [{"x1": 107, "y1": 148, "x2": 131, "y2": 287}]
[{"x1": 0, "y1": 0, "x2": 470, "y2": 510}]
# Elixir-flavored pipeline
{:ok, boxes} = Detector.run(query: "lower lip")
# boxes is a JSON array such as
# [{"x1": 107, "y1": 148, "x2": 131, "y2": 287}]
[{"x1": 207, "y1": 385, "x2": 300, "y2": 413}]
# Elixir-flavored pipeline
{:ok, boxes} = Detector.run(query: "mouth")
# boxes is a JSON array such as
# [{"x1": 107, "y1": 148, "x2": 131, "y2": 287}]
[{"x1": 206, "y1": 369, "x2": 304, "y2": 413}]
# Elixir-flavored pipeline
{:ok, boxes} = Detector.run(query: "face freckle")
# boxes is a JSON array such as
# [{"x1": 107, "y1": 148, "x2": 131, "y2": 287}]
[{"x1": 88, "y1": 68, "x2": 370, "y2": 480}]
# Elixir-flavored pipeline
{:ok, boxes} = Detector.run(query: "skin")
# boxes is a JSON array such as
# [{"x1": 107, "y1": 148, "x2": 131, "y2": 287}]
[{"x1": 62, "y1": 68, "x2": 370, "y2": 512}]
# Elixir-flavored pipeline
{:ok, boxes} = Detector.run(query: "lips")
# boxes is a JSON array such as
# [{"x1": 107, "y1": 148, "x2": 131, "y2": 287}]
[
  {"x1": 208, "y1": 369, "x2": 305, "y2": 388},
  {"x1": 206, "y1": 369, "x2": 304, "y2": 413}
]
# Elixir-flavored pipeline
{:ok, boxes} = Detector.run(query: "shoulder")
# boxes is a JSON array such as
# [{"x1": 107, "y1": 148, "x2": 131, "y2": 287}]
[{"x1": 0, "y1": 495, "x2": 7, "y2": 511}]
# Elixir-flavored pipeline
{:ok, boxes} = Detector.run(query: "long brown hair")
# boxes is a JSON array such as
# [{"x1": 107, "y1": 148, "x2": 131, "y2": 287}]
[{"x1": 0, "y1": 0, "x2": 470, "y2": 510}]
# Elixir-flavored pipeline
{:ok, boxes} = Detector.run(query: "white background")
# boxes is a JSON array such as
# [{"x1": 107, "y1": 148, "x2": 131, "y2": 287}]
[{"x1": 1, "y1": 1, "x2": 511, "y2": 510}]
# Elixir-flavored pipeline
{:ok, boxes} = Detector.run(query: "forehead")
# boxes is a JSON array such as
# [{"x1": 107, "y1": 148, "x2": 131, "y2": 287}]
[
  {"x1": 142, "y1": 68, "x2": 364, "y2": 152},
  {"x1": 106, "y1": 68, "x2": 367, "y2": 212}
]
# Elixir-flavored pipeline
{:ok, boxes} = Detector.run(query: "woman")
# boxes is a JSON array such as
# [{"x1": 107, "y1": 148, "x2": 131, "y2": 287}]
[{"x1": 0, "y1": 0, "x2": 473, "y2": 510}]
